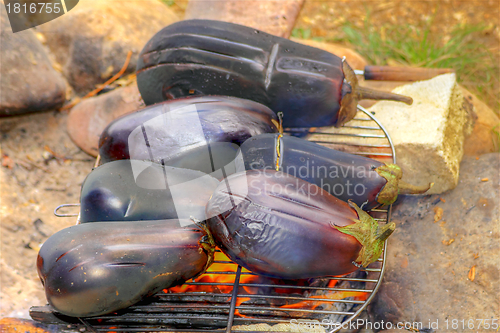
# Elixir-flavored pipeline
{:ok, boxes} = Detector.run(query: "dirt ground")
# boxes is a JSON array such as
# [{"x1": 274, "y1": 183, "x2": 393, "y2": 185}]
[
  {"x1": 1, "y1": 112, "x2": 95, "y2": 317},
  {"x1": 1, "y1": 0, "x2": 499, "y2": 321}
]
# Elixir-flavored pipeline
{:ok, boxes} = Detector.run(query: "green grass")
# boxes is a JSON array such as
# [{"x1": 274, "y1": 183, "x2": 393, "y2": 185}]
[
  {"x1": 158, "y1": 0, "x2": 175, "y2": 7},
  {"x1": 492, "y1": 124, "x2": 500, "y2": 151},
  {"x1": 296, "y1": 13, "x2": 499, "y2": 112}
]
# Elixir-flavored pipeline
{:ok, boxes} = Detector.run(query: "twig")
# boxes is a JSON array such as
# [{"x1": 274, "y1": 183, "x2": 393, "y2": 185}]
[
  {"x1": 44, "y1": 145, "x2": 69, "y2": 161},
  {"x1": 61, "y1": 51, "x2": 133, "y2": 111}
]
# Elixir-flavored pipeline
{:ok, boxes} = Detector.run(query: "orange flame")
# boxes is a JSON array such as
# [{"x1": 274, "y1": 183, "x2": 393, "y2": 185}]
[{"x1": 166, "y1": 250, "x2": 369, "y2": 318}]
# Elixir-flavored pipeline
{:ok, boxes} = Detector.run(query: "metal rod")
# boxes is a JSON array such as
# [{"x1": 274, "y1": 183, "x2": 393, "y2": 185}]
[
  {"x1": 307, "y1": 140, "x2": 390, "y2": 148},
  {"x1": 358, "y1": 105, "x2": 397, "y2": 162},
  {"x1": 235, "y1": 306, "x2": 355, "y2": 316},
  {"x1": 235, "y1": 294, "x2": 366, "y2": 304},
  {"x1": 226, "y1": 265, "x2": 242, "y2": 333},
  {"x1": 305, "y1": 132, "x2": 387, "y2": 138},
  {"x1": 53, "y1": 203, "x2": 80, "y2": 217},
  {"x1": 341, "y1": 125, "x2": 383, "y2": 130}
]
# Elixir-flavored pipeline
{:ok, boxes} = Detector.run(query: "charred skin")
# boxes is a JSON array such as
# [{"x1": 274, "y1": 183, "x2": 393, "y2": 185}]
[
  {"x1": 236, "y1": 134, "x2": 402, "y2": 210},
  {"x1": 79, "y1": 160, "x2": 219, "y2": 223},
  {"x1": 98, "y1": 96, "x2": 277, "y2": 176},
  {"x1": 206, "y1": 170, "x2": 395, "y2": 279},
  {"x1": 136, "y1": 20, "x2": 412, "y2": 128},
  {"x1": 36, "y1": 219, "x2": 215, "y2": 317}
]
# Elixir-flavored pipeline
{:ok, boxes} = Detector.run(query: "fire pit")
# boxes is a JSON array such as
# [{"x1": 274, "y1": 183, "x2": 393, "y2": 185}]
[{"x1": 30, "y1": 106, "x2": 394, "y2": 333}]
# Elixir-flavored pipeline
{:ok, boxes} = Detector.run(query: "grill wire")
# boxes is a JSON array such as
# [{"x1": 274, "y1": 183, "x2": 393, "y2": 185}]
[{"x1": 34, "y1": 105, "x2": 395, "y2": 333}]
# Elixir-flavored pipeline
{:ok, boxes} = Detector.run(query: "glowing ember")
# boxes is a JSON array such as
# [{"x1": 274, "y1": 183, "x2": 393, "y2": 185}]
[{"x1": 165, "y1": 249, "x2": 369, "y2": 319}]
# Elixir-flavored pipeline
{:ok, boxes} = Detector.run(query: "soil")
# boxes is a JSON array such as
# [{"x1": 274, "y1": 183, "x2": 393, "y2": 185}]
[
  {"x1": 1, "y1": 112, "x2": 95, "y2": 317},
  {"x1": 1, "y1": 0, "x2": 499, "y2": 322}
]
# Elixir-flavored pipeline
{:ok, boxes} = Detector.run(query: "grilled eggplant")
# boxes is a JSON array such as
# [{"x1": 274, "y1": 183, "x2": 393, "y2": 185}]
[
  {"x1": 79, "y1": 160, "x2": 219, "y2": 223},
  {"x1": 136, "y1": 20, "x2": 412, "y2": 128},
  {"x1": 206, "y1": 170, "x2": 395, "y2": 279},
  {"x1": 98, "y1": 96, "x2": 277, "y2": 178},
  {"x1": 37, "y1": 219, "x2": 214, "y2": 317},
  {"x1": 235, "y1": 134, "x2": 431, "y2": 210}
]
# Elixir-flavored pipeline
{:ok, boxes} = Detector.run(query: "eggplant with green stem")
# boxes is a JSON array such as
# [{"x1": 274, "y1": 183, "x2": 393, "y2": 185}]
[{"x1": 236, "y1": 133, "x2": 432, "y2": 210}]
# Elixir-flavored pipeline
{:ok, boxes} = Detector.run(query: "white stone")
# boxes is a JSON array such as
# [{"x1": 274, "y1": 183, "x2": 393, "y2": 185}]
[{"x1": 367, "y1": 73, "x2": 470, "y2": 194}]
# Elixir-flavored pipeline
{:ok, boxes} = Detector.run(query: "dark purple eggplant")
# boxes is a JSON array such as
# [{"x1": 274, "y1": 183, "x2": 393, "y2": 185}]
[
  {"x1": 136, "y1": 20, "x2": 412, "y2": 128},
  {"x1": 98, "y1": 96, "x2": 278, "y2": 177},
  {"x1": 37, "y1": 219, "x2": 214, "y2": 317},
  {"x1": 235, "y1": 133, "x2": 431, "y2": 210},
  {"x1": 205, "y1": 170, "x2": 395, "y2": 279},
  {"x1": 79, "y1": 160, "x2": 219, "y2": 223}
]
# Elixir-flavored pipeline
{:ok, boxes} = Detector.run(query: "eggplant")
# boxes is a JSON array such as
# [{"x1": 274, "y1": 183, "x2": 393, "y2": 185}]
[
  {"x1": 235, "y1": 133, "x2": 431, "y2": 210},
  {"x1": 79, "y1": 160, "x2": 219, "y2": 223},
  {"x1": 99, "y1": 96, "x2": 278, "y2": 178},
  {"x1": 37, "y1": 219, "x2": 214, "y2": 317},
  {"x1": 136, "y1": 20, "x2": 412, "y2": 128},
  {"x1": 205, "y1": 170, "x2": 395, "y2": 279}
]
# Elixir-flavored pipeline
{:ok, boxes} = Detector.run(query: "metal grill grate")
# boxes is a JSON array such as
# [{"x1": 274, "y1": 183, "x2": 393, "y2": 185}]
[{"x1": 33, "y1": 105, "x2": 395, "y2": 333}]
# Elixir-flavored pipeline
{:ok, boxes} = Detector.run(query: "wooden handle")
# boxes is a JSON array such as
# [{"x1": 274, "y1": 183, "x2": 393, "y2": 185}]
[{"x1": 364, "y1": 66, "x2": 455, "y2": 81}]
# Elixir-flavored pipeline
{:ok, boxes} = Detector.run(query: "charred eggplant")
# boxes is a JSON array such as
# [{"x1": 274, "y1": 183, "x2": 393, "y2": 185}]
[
  {"x1": 136, "y1": 20, "x2": 412, "y2": 128},
  {"x1": 37, "y1": 219, "x2": 214, "y2": 317},
  {"x1": 235, "y1": 133, "x2": 431, "y2": 210},
  {"x1": 79, "y1": 160, "x2": 219, "y2": 223},
  {"x1": 206, "y1": 170, "x2": 395, "y2": 279},
  {"x1": 99, "y1": 96, "x2": 278, "y2": 177}
]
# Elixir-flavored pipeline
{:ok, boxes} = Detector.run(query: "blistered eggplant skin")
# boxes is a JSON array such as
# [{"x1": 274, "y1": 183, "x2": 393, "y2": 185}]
[
  {"x1": 98, "y1": 96, "x2": 278, "y2": 176},
  {"x1": 206, "y1": 170, "x2": 366, "y2": 279},
  {"x1": 136, "y1": 20, "x2": 344, "y2": 128},
  {"x1": 79, "y1": 160, "x2": 219, "y2": 223},
  {"x1": 236, "y1": 134, "x2": 387, "y2": 210},
  {"x1": 37, "y1": 220, "x2": 210, "y2": 317}
]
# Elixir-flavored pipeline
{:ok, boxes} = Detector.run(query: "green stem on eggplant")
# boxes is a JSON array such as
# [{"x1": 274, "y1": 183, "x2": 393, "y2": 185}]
[
  {"x1": 375, "y1": 164, "x2": 432, "y2": 206},
  {"x1": 375, "y1": 164, "x2": 403, "y2": 206},
  {"x1": 191, "y1": 217, "x2": 216, "y2": 274},
  {"x1": 332, "y1": 201, "x2": 395, "y2": 267},
  {"x1": 398, "y1": 180, "x2": 434, "y2": 195},
  {"x1": 337, "y1": 61, "x2": 413, "y2": 128}
]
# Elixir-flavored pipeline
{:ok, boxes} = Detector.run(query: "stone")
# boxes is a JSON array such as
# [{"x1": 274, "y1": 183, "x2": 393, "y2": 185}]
[
  {"x1": 359, "y1": 80, "x2": 500, "y2": 157},
  {"x1": 67, "y1": 82, "x2": 144, "y2": 157},
  {"x1": 290, "y1": 38, "x2": 368, "y2": 71},
  {"x1": 368, "y1": 153, "x2": 500, "y2": 331},
  {"x1": 461, "y1": 87, "x2": 500, "y2": 156},
  {"x1": 184, "y1": 0, "x2": 304, "y2": 38},
  {"x1": 37, "y1": 0, "x2": 179, "y2": 93},
  {"x1": 0, "y1": 4, "x2": 66, "y2": 116},
  {"x1": 366, "y1": 73, "x2": 472, "y2": 194}
]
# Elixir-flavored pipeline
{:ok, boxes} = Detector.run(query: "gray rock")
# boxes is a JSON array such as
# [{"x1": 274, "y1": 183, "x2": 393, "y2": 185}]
[
  {"x1": 368, "y1": 153, "x2": 500, "y2": 331},
  {"x1": 0, "y1": 4, "x2": 66, "y2": 116},
  {"x1": 37, "y1": 0, "x2": 179, "y2": 93}
]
